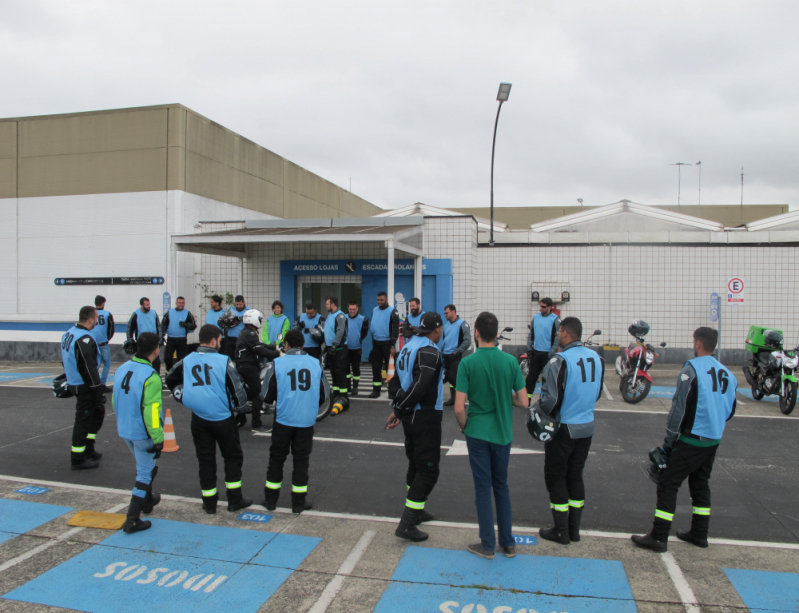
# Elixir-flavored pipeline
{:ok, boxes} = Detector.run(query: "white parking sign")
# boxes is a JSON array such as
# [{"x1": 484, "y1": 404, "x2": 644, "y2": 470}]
[{"x1": 727, "y1": 277, "x2": 745, "y2": 306}]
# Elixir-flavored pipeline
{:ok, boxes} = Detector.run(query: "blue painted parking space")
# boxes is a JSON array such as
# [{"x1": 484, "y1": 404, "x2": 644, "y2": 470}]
[
  {"x1": 648, "y1": 385, "x2": 675, "y2": 398},
  {"x1": 374, "y1": 546, "x2": 637, "y2": 613},
  {"x1": 737, "y1": 389, "x2": 779, "y2": 402},
  {"x1": 0, "y1": 372, "x2": 52, "y2": 382},
  {"x1": 0, "y1": 498, "x2": 73, "y2": 544},
  {"x1": 724, "y1": 568, "x2": 799, "y2": 613}
]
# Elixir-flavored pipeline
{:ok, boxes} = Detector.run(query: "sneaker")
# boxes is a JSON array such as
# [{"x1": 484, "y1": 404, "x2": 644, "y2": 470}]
[
  {"x1": 631, "y1": 533, "x2": 668, "y2": 552},
  {"x1": 261, "y1": 406, "x2": 274, "y2": 416},
  {"x1": 501, "y1": 545, "x2": 516, "y2": 558},
  {"x1": 251, "y1": 425, "x2": 272, "y2": 434},
  {"x1": 467, "y1": 543, "x2": 494, "y2": 559},
  {"x1": 71, "y1": 459, "x2": 100, "y2": 470},
  {"x1": 676, "y1": 529, "x2": 708, "y2": 548}
]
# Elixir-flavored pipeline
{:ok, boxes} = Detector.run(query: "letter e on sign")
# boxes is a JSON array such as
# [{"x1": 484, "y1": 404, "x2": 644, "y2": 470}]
[{"x1": 726, "y1": 277, "x2": 745, "y2": 306}]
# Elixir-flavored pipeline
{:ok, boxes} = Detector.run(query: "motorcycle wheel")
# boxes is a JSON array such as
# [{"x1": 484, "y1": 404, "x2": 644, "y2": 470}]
[
  {"x1": 620, "y1": 374, "x2": 651, "y2": 404},
  {"x1": 316, "y1": 394, "x2": 333, "y2": 422},
  {"x1": 751, "y1": 385, "x2": 764, "y2": 401},
  {"x1": 520, "y1": 359, "x2": 529, "y2": 379},
  {"x1": 779, "y1": 382, "x2": 797, "y2": 415}
]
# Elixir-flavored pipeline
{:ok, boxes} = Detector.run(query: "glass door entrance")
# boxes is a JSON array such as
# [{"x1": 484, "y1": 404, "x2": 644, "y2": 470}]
[{"x1": 301, "y1": 282, "x2": 362, "y2": 317}]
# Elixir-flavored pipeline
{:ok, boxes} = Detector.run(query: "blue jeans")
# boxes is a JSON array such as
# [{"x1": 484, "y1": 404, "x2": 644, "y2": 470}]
[
  {"x1": 465, "y1": 435, "x2": 513, "y2": 551},
  {"x1": 124, "y1": 438, "x2": 157, "y2": 498},
  {"x1": 98, "y1": 344, "x2": 111, "y2": 384}
]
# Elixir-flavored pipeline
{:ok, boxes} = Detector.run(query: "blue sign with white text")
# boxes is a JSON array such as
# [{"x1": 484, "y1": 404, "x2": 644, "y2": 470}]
[
  {"x1": 237, "y1": 512, "x2": 272, "y2": 524},
  {"x1": 711, "y1": 292, "x2": 720, "y2": 323},
  {"x1": 16, "y1": 487, "x2": 49, "y2": 495}
]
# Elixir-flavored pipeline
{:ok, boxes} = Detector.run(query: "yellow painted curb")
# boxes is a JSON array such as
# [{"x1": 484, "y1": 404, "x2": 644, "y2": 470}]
[{"x1": 67, "y1": 510, "x2": 127, "y2": 530}]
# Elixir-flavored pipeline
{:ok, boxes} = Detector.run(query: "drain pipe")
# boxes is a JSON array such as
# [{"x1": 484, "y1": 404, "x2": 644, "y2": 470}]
[{"x1": 608, "y1": 243, "x2": 613, "y2": 346}]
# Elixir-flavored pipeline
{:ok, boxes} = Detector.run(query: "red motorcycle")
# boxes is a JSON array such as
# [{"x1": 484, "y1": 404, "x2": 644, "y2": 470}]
[{"x1": 615, "y1": 321, "x2": 666, "y2": 404}]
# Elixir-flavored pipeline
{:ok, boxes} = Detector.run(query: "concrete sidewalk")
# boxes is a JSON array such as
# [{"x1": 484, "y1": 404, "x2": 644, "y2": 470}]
[{"x1": 1, "y1": 476, "x2": 798, "y2": 613}]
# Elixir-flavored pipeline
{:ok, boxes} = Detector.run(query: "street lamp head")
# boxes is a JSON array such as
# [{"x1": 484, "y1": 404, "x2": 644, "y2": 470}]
[{"x1": 496, "y1": 82, "x2": 512, "y2": 102}]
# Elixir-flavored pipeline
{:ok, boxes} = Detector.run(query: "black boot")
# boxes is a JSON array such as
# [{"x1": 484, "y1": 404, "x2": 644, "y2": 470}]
[
  {"x1": 262, "y1": 488, "x2": 280, "y2": 511},
  {"x1": 85, "y1": 444, "x2": 103, "y2": 461},
  {"x1": 568, "y1": 506, "x2": 583, "y2": 542},
  {"x1": 123, "y1": 495, "x2": 152, "y2": 534},
  {"x1": 443, "y1": 387, "x2": 455, "y2": 407},
  {"x1": 395, "y1": 507, "x2": 428, "y2": 542},
  {"x1": 631, "y1": 532, "x2": 668, "y2": 552},
  {"x1": 202, "y1": 494, "x2": 218, "y2": 515},
  {"x1": 351, "y1": 381, "x2": 359, "y2": 396},
  {"x1": 539, "y1": 509, "x2": 570, "y2": 545},
  {"x1": 415, "y1": 510, "x2": 436, "y2": 525},
  {"x1": 368, "y1": 386, "x2": 381, "y2": 398},
  {"x1": 227, "y1": 490, "x2": 253, "y2": 512},
  {"x1": 676, "y1": 529, "x2": 708, "y2": 548},
  {"x1": 291, "y1": 493, "x2": 312, "y2": 514}
]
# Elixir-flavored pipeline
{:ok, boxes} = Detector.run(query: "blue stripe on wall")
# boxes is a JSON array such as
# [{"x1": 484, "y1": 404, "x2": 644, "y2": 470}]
[{"x1": 0, "y1": 322, "x2": 128, "y2": 332}]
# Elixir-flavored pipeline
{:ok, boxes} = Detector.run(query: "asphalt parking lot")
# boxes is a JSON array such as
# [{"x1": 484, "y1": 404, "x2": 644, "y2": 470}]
[{"x1": 1, "y1": 360, "x2": 798, "y2": 612}]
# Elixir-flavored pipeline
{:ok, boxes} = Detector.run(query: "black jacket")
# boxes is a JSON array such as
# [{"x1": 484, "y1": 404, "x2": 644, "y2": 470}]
[
  {"x1": 234, "y1": 327, "x2": 280, "y2": 369},
  {"x1": 126, "y1": 311, "x2": 161, "y2": 342},
  {"x1": 161, "y1": 310, "x2": 197, "y2": 341},
  {"x1": 70, "y1": 323, "x2": 103, "y2": 392},
  {"x1": 388, "y1": 343, "x2": 443, "y2": 413}
]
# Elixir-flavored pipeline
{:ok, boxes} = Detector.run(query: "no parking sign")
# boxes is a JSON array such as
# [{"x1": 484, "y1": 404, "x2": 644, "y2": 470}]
[{"x1": 727, "y1": 277, "x2": 745, "y2": 306}]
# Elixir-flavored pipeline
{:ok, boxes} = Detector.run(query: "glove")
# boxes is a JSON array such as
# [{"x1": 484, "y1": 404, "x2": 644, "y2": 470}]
[
  {"x1": 146, "y1": 442, "x2": 164, "y2": 459},
  {"x1": 159, "y1": 339, "x2": 165, "y2": 347},
  {"x1": 179, "y1": 320, "x2": 186, "y2": 328},
  {"x1": 298, "y1": 320, "x2": 305, "y2": 329}
]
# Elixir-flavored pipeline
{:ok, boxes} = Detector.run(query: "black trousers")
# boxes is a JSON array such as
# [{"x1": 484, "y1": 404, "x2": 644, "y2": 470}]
[
  {"x1": 370, "y1": 340, "x2": 393, "y2": 386},
  {"x1": 544, "y1": 428, "x2": 592, "y2": 508},
  {"x1": 71, "y1": 389, "x2": 105, "y2": 464},
  {"x1": 152, "y1": 355, "x2": 162, "y2": 376},
  {"x1": 190, "y1": 413, "x2": 244, "y2": 502},
  {"x1": 265, "y1": 421, "x2": 314, "y2": 502},
  {"x1": 402, "y1": 410, "x2": 442, "y2": 507},
  {"x1": 652, "y1": 441, "x2": 717, "y2": 540},
  {"x1": 222, "y1": 337, "x2": 237, "y2": 359},
  {"x1": 443, "y1": 354, "x2": 462, "y2": 389},
  {"x1": 347, "y1": 348, "x2": 362, "y2": 389},
  {"x1": 305, "y1": 346, "x2": 322, "y2": 361},
  {"x1": 330, "y1": 347, "x2": 350, "y2": 395},
  {"x1": 237, "y1": 364, "x2": 263, "y2": 427},
  {"x1": 164, "y1": 337, "x2": 188, "y2": 371},
  {"x1": 525, "y1": 350, "x2": 550, "y2": 397}
]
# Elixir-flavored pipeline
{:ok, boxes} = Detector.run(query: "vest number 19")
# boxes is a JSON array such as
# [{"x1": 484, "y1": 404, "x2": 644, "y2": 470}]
[{"x1": 288, "y1": 369, "x2": 311, "y2": 391}]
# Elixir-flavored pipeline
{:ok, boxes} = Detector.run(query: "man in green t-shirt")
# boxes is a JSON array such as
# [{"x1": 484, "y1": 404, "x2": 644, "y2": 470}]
[{"x1": 455, "y1": 311, "x2": 528, "y2": 559}]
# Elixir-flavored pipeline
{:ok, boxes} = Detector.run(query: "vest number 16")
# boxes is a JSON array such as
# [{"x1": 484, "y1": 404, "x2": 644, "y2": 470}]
[{"x1": 706, "y1": 367, "x2": 730, "y2": 394}]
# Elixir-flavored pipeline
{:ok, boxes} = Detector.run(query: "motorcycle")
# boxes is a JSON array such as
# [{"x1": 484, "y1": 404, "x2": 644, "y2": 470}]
[
  {"x1": 742, "y1": 326, "x2": 798, "y2": 415},
  {"x1": 615, "y1": 320, "x2": 666, "y2": 404}
]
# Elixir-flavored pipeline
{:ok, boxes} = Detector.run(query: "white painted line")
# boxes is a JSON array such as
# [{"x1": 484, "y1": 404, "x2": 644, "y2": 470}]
[
  {"x1": 446, "y1": 439, "x2": 542, "y2": 456},
  {"x1": 595, "y1": 408, "x2": 797, "y2": 420},
  {"x1": 2, "y1": 475, "x2": 798, "y2": 551},
  {"x1": 253, "y1": 433, "x2": 406, "y2": 447},
  {"x1": 0, "y1": 501, "x2": 127, "y2": 574},
  {"x1": 661, "y1": 551, "x2": 701, "y2": 613},
  {"x1": 308, "y1": 529, "x2": 376, "y2": 613},
  {"x1": 603, "y1": 383, "x2": 614, "y2": 401},
  {"x1": 0, "y1": 425, "x2": 75, "y2": 450}
]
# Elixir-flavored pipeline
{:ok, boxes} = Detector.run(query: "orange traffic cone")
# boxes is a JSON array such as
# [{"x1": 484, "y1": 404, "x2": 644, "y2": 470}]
[
  {"x1": 163, "y1": 408, "x2": 179, "y2": 452},
  {"x1": 386, "y1": 357, "x2": 395, "y2": 381}
]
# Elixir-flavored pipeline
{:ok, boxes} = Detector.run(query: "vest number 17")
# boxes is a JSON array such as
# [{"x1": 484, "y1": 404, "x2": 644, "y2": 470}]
[{"x1": 576, "y1": 357, "x2": 596, "y2": 383}]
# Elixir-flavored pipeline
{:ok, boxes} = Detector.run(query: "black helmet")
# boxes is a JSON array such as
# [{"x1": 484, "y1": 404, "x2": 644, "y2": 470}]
[
  {"x1": 764, "y1": 329, "x2": 783, "y2": 348},
  {"x1": 526, "y1": 402, "x2": 560, "y2": 442},
  {"x1": 216, "y1": 311, "x2": 240, "y2": 330},
  {"x1": 52, "y1": 373, "x2": 73, "y2": 398},
  {"x1": 646, "y1": 446, "x2": 669, "y2": 484},
  {"x1": 309, "y1": 325, "x2": 325, "y2": 345},
  {"x1": 123, "y1": 339, "x2": 137, "y2": 355},
  {"x1": 628, "y1": 320, "x2": 650, "y2": 337}
]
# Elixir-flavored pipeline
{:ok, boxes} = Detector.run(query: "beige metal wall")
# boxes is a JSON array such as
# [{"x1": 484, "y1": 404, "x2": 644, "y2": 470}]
[
  {"x1": 451, "y1": 204, "x2": 790, "y2": 229},
  {"x1": 0, "y1": 104, "x2": 381, "y2": 219}
]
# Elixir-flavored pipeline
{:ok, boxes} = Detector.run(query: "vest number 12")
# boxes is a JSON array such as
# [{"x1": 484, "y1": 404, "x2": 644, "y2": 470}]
[
  {"x1": 191, "y1": 364, "x2": 213, "y2": 387},
  {"x1": 576, "y1": 357, "x2": 596, "y2": 383}
]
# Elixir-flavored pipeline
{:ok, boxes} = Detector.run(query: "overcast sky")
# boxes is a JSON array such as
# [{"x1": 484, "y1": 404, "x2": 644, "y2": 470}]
[{"x1": 2, "y1": 1, "x2": 798, "y2": 211}]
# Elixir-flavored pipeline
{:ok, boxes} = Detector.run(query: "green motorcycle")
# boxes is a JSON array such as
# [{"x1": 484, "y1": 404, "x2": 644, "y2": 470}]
[{"x1": 742, "y1": 326, "x2": 798, "y2": 415}]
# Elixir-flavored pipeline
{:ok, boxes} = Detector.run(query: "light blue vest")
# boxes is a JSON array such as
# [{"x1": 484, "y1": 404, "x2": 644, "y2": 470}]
[
  {"x1": 346, "y1": 314, "x2": 365, "y2": 349},
  {"x1": 181, "y1": 352, "x2": 233, "y2": 421},
  {"x1": 206, "y1": 308, "x2": 225, "y2": 327},
  {"x1": 395, "y1": 335, "x2": 443, "y2": 411},
  {"x1": 266, "y1": 314, "x2": 288, "y2": 343},
  {"x1": 274, "y1": 353, "x2": 322, "y2": 428},
  {"x1": 370, "y1": 306, "x2": 393, "y2": 341},
  {"x1": 559, "y1": 346, "x2": 601, "y2": 425},
  {"x1": 91, "y1": 309, "x2": 111, "y2": 344},
  {"x1": 135, "y1": 308, "x2": 158, "y2": 335},
  {"x1": 226, "y1": 307, "x2": 250, "y2": 338},
  {"x1": 533, "y1": 312, "x2": 558, "y2": 353},
  {"x1": 114, "y1": 359, "x2": 161, "y2": 441},
  {"x1": 442, "y1": 318, "x2": 465, "y2": 355},
  {"x1": 406, "y1": 311, "x2": 424, "y2": 327},
  {"x1": 61, "y1": 326, "x2": 100, "y2": 386},
  {"x1": 324, "y1": 310, "x2": 342, "y2": 345},
  {"x1": 688, "y1": 356, "x2": 737, "y2": 440},
  {"x1": 166, "y1": 308, "x2": 189, "y2": 338},
  {"x1": 299, "y1": 313, "x2": 322, "y2": 347}
]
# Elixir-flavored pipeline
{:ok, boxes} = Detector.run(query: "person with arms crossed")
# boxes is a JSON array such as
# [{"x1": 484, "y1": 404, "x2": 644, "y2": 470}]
[
  {"x1": 442, "y1": 304, "x2": 471, "y2": 406},
  {"x1": 113, "y1": 332, "x2": 164, "y2": 533},
  {"x1": 127, "y1": 297, "x2": 162, "y2": 374},
  {"x1": 260, "y1": 329, "x2": 330, "y2": 513},
  {"x1": 161, "y1": 296, "x2": 197, "y2": 371},
  {"x1": 387, "y1": 312, "x2": 445, "y2": 542},
  {"x1": 345, "y1": 301, "x2": 369, "y2": 395},
  {"x1": 295, "y1": 303, "x2": 323, "y2": 360},
  {"x1": 263, "y1": 300, "x2": 291, "y2": 347},
  {"x1": 61, "y1": 305, "x2": 105, "y2": 470},
  {"x1": 632, "y1": 327, "x2": 737, "y2": 552},
  {"x1": 454, "y1": 311, "x2": 528, "y2": 559},
  {"x1": 401, "y1": 297, "x2": 424, "y2": 339},
  {"x1": 90, "y1": 295, "x2": 115, "y2": 392},
  {"x1": 367, "y1": 291, "x2": 400, "y2": 398},
  {"x1": 166, "y1": 324, "x2": 253, "y2": 514},
  {"x1": 525, "y1": 298, "x2": 561, "y2": 404},
  {"x1": 536, "y1": 317, "x2": 604, "y2": 545}
]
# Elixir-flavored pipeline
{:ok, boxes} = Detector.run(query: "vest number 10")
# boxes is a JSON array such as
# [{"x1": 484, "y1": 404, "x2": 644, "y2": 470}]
[
  {"x1": 288, "y1": 369, "x2": 312, "y2": 391},
  {"x1": 576, "y1": 357, "x2": 597, "y2": 383}
]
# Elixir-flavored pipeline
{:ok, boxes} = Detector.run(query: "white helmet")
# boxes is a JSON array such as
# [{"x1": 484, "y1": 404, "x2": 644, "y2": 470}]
[{"x1": 242, "y1": 309, "x2": 264, "y2": 329}]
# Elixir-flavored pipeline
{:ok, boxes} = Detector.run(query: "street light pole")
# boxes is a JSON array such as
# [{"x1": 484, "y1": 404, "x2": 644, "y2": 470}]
[
  {"x1": 669, "y1": 162, "x2": 691, "y2": 213},
  {"x1": 695, "y1": 161, "x2": 702, "y2": 218},
  {"x1": 490, "y1": 83, "x2": 512, "y2": 246}
]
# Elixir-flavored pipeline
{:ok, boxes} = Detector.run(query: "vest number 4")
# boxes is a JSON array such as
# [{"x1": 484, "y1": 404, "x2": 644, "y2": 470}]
[{"x1": 120, "y1": 371, "x2": 133, "y2": 394}]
